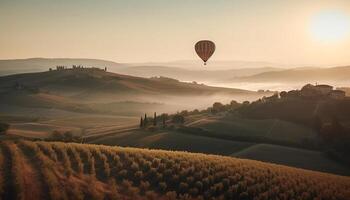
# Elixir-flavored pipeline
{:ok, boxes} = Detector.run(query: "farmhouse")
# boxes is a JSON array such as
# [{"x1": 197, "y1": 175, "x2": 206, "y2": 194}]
[
  {"x1": 329, "y1": 90, "x2": 346, "y2": 100},
  {"x1": 299, "y1": 84, "x2": 347, "y2": 100}
]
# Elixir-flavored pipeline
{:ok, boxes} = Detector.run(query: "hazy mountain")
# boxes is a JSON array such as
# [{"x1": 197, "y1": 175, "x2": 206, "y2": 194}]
[
  {"x1": 118, "y1": 65, "x2": 281, "y2": 82},
  {"x1": 234, "y1": 66, "x2": 350, "y2": 83},
  {"x1": 127, "y1": 60, "x2": 289, "y2": 70}
]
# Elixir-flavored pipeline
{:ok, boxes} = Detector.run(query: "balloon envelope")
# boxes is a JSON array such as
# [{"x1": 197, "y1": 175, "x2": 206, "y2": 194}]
[{"x1": 195, "y1": 40, "x2": 215, "y2": 65}]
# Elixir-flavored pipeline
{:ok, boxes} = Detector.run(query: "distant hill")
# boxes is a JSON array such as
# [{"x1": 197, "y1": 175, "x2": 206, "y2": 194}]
[
  {"x1": 0, "y1": 69, "x2": 268, "y2": 115},
  {"x1": 0, "y1": 58, "x2": 283, "y2": 83},
  {"x1": 127, "y1": 60, "x2": 288, "y2": 70},
  {"x1": 0, "y1": 140, "x2": 348, "y2": 200},
  {"x1": 235, "y1": 66, "x2": 350, "y2": 83},
  {"x1": 0, "y1": 58, "x2": 123, "y2": 75},
  {"x1": 118, "y1": 65, "x2": 281, "y2": 82},
  {"x1": 0, "y1": 68, "x2": 256, "y2": 98}
]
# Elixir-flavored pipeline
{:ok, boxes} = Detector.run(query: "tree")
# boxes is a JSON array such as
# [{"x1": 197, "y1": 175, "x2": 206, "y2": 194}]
[
  {"x1": 280, "y1": 91, "x2": 287, "y2": 98},
  {"x1": 162, "y1": 116, "x2": 166, "y2": 128},
  {"x1": 144, "y1": 114, "x2": 148, "y2": 127},
  {"x1": 172, "y1": 114, "x2": 185, "y2": 124},
  {"x1": 229, "y1": 100, "x2": 240, "y2": 110},
  {"x1": 180, "y1": 110, "x2": 189, "y2": 116},
  {"x1": 242, "y1": 101, "x2": 250, "y2": 105},
  {"x1": 63, "y1": 131, "x2": 74, "y2": 142},
  {"x1": 161, "y1": 113, "x2": 168, "y2": 128},
  {"x1": 212, "y1": 102, "x2": 224, "y2": 114},
  {"x1": 140, "y1": 117, "x2": 144, "y2": 128},
  {"x1": 153, "y1": 112, "x2": 157, "y2": 126},
  {"x1": 0, "y1": 122, "x2": 9, "y2": 135},
  {"x1": 50, "y1": 130, "x2": 65, "y2": 141}
]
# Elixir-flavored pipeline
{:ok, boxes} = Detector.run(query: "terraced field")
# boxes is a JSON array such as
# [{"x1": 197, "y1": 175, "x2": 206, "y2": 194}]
[{"x1": 0, "y1": 140, "x2": 349, "y2": 200}]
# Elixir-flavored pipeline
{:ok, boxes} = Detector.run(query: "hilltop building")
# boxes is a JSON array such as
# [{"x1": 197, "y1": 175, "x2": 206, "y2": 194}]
[
  {"x1": 329, "y1": 90, "x2": 346, "y2": 100},
  {"x1": 314, "y1": 84, "x2": 333, "y2": 95},
  {"x1": 52, "y1": 65, "x2": 107, "y2": 72},
  {"x1": 300, "y1": 84, "x2": 344, "y2": 100}
]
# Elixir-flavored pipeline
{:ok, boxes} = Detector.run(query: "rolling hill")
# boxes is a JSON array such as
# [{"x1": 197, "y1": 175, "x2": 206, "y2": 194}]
[
  {"x1": 117, "y1": 66, "x2": 281, "y2": 83},
  {"x1": 0, "y1": 58, "x2": 283, "y2": 89},
  {"x1": 86, "y1": 110, "x2": 350, "y2": 176},
  {"x1": 0, "y1": 68, "x2": 266, "y2": 109},
  {"x1": 0, "y1": 58, "x2": 123, "y2": 75},
  {"x1": 0, "y1": 68, "x2": 271, "y2": 140},
  {"x1": 0, "y1": 140, "x2": 349, "y2": 200},
  {"x1": 235, "y1": 66, "x2": 350, "y2": 83},
  {"x1": 0, "y1": 58, "x2": 285, "y2": 76},
  {"x1": 232, "y1": 144, "x2": 350, "y2": 176}
]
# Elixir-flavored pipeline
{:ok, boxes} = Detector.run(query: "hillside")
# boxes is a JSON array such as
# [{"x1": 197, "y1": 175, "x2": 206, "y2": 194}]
[
  {"x1": 88, "y1": 111, "x2": 350, "y2": 175},
  {"x1": 232, "y1": 144, "x2": 350, "y2": 175},
  {"x1": 0, "y1": 69, "x2": 265, "y2": 111},
  {"x1": 0, "y1": 140, "x2": 349, "y2": 200},
  {"x1": 235, "y1": 66, "x2": 350, "y2": 83},
  {"x1": 0, "y1": 68, "x2": 256, "y2": 98},
  {"x1": 0, "y1": 58, "x2": 123, "y2": 75},
  {"x1": 0, "y1": 69, "x2": 271, "y2": 140},
  {"x1": 0, "y1": 58, "x2": 285, "y2": 76}
]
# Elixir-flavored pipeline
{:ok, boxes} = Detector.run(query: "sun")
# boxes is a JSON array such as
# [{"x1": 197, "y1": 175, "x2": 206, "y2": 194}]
[{"x1": 310, "y1": 11, "x2": 350, "y2": 43}]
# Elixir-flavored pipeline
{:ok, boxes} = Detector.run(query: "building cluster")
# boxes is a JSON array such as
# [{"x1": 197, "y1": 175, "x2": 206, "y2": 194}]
[
  {"x1": 280, "y1": 84, "x2": 346, "y2": 100},
  {"x1": 49, "y1": 65, "x2": 107, "y2": 72},
  {"x1": 300, "y1": 84, "x2": 346, "y2": 100}
]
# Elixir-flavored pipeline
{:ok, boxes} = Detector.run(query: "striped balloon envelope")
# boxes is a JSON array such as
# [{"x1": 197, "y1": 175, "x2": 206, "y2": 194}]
[{"x1": 195, "y1": 40, "x2": 215, "y2": 65}]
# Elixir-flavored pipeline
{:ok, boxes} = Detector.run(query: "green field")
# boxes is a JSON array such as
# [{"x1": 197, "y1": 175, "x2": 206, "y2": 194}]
[
  {"x1": 188, "y1": 114, "x2": 317, "y2": 146},
  {"x1": 232, "y1": 144, "x2": 350, "y2": 176},
  {"x1": 90, "y1": 130, "x2": 254, "y2": 156}
]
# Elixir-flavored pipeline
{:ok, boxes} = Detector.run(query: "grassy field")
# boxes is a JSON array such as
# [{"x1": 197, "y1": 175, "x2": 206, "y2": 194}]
[
  {"x1": 4, "y1": 112, "x2": 139, "y2": 139},
  {"x1": 0, "y1": 140, "x2": 349, "y2": 200},
  {"x1": 90, "y1": 130, "x2": 254, "y2": 156},
  {"x1": 232, "y1": 144, "x2": 350, "y2": 176},
  {"x1": 187, "y1": 114, "x2": 317, "y2": 146}
]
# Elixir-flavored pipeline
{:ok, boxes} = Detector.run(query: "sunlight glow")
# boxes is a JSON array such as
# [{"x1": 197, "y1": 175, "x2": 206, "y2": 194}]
[{"x1": 310, "y1": 11, "x2": 350, "y2": 43}]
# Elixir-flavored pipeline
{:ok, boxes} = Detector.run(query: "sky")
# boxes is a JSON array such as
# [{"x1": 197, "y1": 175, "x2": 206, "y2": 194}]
[{"x1": 1, "y1": 0, "x2": 350, "y2": 66}]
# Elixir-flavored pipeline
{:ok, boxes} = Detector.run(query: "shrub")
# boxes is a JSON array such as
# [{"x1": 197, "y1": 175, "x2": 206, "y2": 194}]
[
  {"x1": 159, "y1": 182, "x2": 167, "y2": 192},
  {"x1": 179, "y1": 182, "x2": 189, "y2": 193},
  {"x1": 0, "y1": 122, "x2": 9, "y2": 135},
  {"x1": 172, "y1": 114, "x2": 185, "y2": 124}
]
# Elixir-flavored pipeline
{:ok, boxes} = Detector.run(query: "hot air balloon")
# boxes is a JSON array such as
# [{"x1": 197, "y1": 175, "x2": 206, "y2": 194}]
[{"x1": 195, "y1": 40, "x2": 215, "y2": 65}]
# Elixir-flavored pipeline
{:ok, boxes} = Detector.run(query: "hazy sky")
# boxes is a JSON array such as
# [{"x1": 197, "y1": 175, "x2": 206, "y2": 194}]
[{"x1": 1, "y1": 0, "x2": 350, "y2": 65}]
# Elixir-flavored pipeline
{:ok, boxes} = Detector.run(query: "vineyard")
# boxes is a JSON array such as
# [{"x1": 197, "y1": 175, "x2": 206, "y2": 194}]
[{"x1": 0, "y1": 140, "x2": 349, "y2": 200}]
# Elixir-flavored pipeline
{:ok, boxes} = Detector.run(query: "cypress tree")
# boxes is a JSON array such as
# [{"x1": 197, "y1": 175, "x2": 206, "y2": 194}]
[
  {"x1": 144, "y1": 114, "x2": 148, "y2": 126},
  {"x1": 140, "y1": 117, "x2": 143, "y2": 128},
  {"x1": 153, "y1": 112, "x2": 157, "y2": 126},
  {"x1": 162, "y1": 115, "x2": 166, "y2": 128}
]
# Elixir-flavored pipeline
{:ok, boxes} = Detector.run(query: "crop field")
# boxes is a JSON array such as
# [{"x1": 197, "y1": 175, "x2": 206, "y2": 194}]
[{"x1": 0, "y1": 140, "x2": 349, "y2": 200}]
